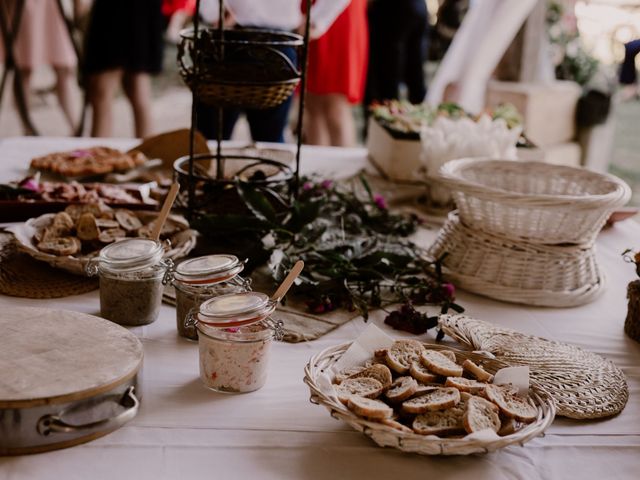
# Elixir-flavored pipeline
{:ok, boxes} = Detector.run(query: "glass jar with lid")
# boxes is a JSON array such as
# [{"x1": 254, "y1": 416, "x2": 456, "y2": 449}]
[
  {"x1": 189, "y1": 292, "x2": 284, "y2": 393},
  {"x1": 88, "y1": 238, "x2": 170, "y2": 326},
  {"x1": 168, "y1": 254, "x2": 250, "y2": 340}
]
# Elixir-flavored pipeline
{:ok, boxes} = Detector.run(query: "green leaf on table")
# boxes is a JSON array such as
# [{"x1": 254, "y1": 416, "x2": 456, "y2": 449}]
[{"x1": 237, "y1": 183, "x2": 278, "y2": 223}]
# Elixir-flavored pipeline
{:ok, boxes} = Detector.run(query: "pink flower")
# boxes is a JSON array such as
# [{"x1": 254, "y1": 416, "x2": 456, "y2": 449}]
[
  {"x1": 18, "y1": 176, "x2": 40, "y2": 192},
  {"x1": 442, "y1": 283, "x2": 456, "y2": 300},
  {"x1": 70, "y1": 149, "x2": 92, "y2": 158},
  {"x1": 373, "y1": 194, "x2": 387, "y2": 210},
  {"x1": 302, "y1": 181, "x2": 314, "y2": 191},
  {"x1": 320, "y1": 179, "x2": 333, "y2": 189}
]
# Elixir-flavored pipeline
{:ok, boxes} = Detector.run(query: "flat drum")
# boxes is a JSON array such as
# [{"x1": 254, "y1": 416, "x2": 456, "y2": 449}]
[{"x1": 0, "y1": 307, "x2": 143, "y2": 455}]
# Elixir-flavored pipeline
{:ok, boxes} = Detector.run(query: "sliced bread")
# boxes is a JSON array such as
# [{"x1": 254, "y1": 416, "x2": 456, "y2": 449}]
[
  {"x1": 349, "y1": 363, "x2": 393, "y2": 389},
  {"x1": 409, "y1": 361, "x2": 440, "y2": 383},
  {"x1": 412, "y1": 400, "x2": 467, "y2": 436},
  {"x1": 402, "y1": 387, "x2": 461, "y2": 414},
  {"x1": 420, "y1": 350, "x2": 463, "y2": 377},
  {"x1": 335, "y1": 377, "x2": 383, "y2": 404},
  {"x1": 444, "y1": 376, "x2": 489, "y2": 394},
  {"x1": 385, "y1": 376, "x2": 418, "y2": 403},
  {"x1": 385, "y1": 340, "x2": 425, "y2": 374},
  {"x1": 484, "y1": 384, "x2": 538, "y2": 423},
  {"x1": 463, "y1": 396, "x2": 501, "y2": 434},
  {"x1": 347, "y1": 396, "x2": 394, "y2": 419},
  {"x1": 462, "y1": 359, "x2": 494, "y2": 382}
]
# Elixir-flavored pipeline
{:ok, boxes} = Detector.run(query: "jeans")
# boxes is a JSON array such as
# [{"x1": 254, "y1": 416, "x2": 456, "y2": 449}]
[{"x1": 620, "y1": 39, "x2": 640, "y2": 85}]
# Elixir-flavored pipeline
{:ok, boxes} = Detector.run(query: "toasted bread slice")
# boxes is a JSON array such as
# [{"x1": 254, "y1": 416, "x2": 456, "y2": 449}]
[
  {"x1": 347, "y1": 396, "x2": 394, "y2": 419},
  {"x1": 379, "y1": 418, "x2": 413, "y2": 433},
  {"x1": 334, "y1": 365, "x2": 367, "y2": 384},
  {"x1": 484, "y1": 384, "x2": 537, "y2": 423},
  {"x1": 412, "y1": 400, "x2": 467, "y2": 436},
  {"x1": 409, "y1": 361, "x2": 439, "y2": 383},
  {"x1": 385, "y1": 376, "x2": 418, "y2": 403},
  {"x1": 420, "y1": 350, "x2": 463, "y2": 377},
  {"x1": 402, "y1": 387, "x2": 460, "y2": 414},
  {"x1": 463, "y1": 396, "x2": 501, "y2": 434},
  {"x1": 76, "y1": 213, "x2": 100, "y2": 241},
  {"x1": 498, "y1": 417, "x2": 520, "y2": 436},
  {"x1": 335, "y1": 377, "x2": 383, "y2": 404},
  {"x1": 350, "y1": 363, "x2": 393, "y2": 389},
  {"x1": 444, "y1": 376, "x2": 489, "y2": 394},
  {"x1": 439, "y1": 350, "x2": 458, "y2": 363},
  {"x1": 462, "y1": 359, "x2": 494, "y2": 382},
  {"x1": 385, "y1": 340, "x2": 425, "y2": 374}
]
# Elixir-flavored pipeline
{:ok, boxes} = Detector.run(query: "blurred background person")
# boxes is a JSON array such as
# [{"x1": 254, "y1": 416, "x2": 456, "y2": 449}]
[
  {"x1": 163, "y1": 0, "x2": 196, "y2": 44},
  {"x1": 0, "y1": 0, "x2": 83, "y2": 135},
  {"x1": 197, "y1": 0, "x2": 350, "y2": 143},
  {"x1": 84, "y1": 0, "x2": 165, "y2": 138},
  {"x1": 365, "y1": 0, "x2": 429, "y2": 106},
  {"x1": 303, "y1": 0, "x2": 367, "y2": 147},
  {"x1": 619, "y1": 39, "x2": 640, "y2": 101}
]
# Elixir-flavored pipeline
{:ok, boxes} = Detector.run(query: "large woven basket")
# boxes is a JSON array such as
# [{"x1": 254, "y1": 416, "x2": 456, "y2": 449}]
[
  {"x1": 178, "y1": 27, "x2": 303, "y2": 109},
  {"x1": 304, "y1": 342, "x2": 556, "y2": 456},
  {"x1": 428, "y1": 212, "x2": 605, "y2": 307},
  {"x1": 436, "y1": 158, "x2": 631, "y2": 245}
]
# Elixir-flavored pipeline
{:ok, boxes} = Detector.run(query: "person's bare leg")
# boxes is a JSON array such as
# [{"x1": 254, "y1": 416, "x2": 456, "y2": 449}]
[
  {"x1": 122, "y1": 72, "x2": 153, "y2": 138},
  {"x1": 324, "y1": 94, "x2": 355, "y2": 147},
  {"x1": 13, "y1": 68, "x2": 36, "y2": 135},
  {"x1": 88, "y1": 69, "x2": 123, "y2": 137},
  {"x1": 304, "y1": 93, "x2": 331, "y2": 145},
  {"x1": 53, "y1": 66, "x2": 78, "y2": 133}
]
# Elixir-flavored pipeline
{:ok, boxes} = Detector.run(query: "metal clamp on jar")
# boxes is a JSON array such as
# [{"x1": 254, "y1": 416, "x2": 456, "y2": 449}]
[
  {"x1": 167, "y1": 254, "x2": 251, "y2": 340},
  {"x1": 87, "y1": 238, "x2": 171, "y2": 326},
  {"x1": 187, "y1": 292, "x2": 284, "y2": 394}
]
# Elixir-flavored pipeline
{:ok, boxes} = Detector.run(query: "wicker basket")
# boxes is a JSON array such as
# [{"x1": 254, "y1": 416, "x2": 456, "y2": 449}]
[
  {"x1": 436, "y1": 158, "x2": 631, "y2": 245},
  {"x1": 428, "y1": 212, "x2": 605, "y2": 307},
  {"x1": 178, "y1": 27, "x2": 303, "y2": 109},
  {"x1": 304, "y1": 342, "x2": 555, "y2": 455}
]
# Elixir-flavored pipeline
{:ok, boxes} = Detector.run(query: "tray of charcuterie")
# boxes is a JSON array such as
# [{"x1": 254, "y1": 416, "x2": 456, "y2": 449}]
[
  {"x1": 0, "y1": 179, "x2": 159, "y2": 222},
  {"x1": 6, "y1": 204, "x2": 196, "y2": 276},
  {"x1": 304, "y1": 326, "x2": 555, "y2": 456}
]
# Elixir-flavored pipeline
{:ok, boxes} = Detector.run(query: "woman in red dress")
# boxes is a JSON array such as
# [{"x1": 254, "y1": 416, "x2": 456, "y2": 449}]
[{"x1": 304, "y1": 0, "x2": 368, "y2": 147}]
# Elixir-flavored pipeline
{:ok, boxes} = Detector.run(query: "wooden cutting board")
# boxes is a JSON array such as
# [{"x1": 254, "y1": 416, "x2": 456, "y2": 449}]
[{"x1": 0, "y1": 307, "x2": 143, "y2": 408}]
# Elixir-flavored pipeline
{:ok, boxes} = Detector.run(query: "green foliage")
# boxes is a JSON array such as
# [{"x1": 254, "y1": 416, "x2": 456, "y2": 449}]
[{"x1": 193, "y1": 176, "x2": 462, "y2": 320}]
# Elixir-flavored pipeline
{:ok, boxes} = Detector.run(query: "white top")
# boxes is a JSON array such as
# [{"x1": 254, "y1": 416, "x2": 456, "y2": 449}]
[
  {"x1": 200, "y1": 0, "x2": 351, "y2": 37},
  {"x1": 0, "y1": 137, "x2": 639, "y2": 479}
]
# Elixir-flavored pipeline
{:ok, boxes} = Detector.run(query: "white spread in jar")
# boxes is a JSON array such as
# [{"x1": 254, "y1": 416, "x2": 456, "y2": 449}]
[{"x1": 198, "y1": 323, "x2": 273, "y2": 393}]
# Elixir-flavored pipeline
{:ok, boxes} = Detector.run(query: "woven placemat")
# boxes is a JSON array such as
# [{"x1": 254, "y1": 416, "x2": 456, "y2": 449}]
[
  {"x1": 0, "y1": 232, "x2": 98, "y2": 299},
  {"x1": 439, "y1": 313, "x2": 628, "y2": 419}
]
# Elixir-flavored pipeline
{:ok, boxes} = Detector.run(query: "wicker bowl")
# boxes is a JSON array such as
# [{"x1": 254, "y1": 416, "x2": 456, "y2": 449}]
[
  {"x1": 436, "y1": 158, "x2": 631, "y2": 245},
  {"x1": 428, "y1": 212, "x2": 605, "y2": 307},
  {"x1": 178, "y1": 27, "x2": 303, "y2": 109},
  {"x1": 304, "y1": 342, "x2": 555, "y2": 456}
]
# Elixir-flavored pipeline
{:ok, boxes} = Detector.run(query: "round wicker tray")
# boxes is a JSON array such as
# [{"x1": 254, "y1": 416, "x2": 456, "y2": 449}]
[
  {"x1": 428, "y1": 212, "x2": 605, "y2": 307},
  {"x1": 439, "y1": 314, "x2": 629, "y2": 419},
  {"x1": 437, "y1": 158, "x2": 631, "y2": 245},
  {"x1": 304, "y1": 342, "x2": 556, "y2": 456}
]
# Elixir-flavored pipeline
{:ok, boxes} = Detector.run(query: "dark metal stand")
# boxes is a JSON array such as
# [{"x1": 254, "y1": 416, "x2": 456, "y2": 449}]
[{"x1": 183, "y1": 0, "x2": 312, "y2": 218}]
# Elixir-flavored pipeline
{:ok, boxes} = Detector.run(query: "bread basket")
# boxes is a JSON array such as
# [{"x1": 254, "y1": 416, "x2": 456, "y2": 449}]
[
  {"x1": 427, "y1": 212, "x2": 605, "y2": 307},
  {"x1": 304, "y1": 342, "x2": 555, "y2": 456},
  {"x1": 436, "y1": 158, "x2": 631, "y2": 245}
]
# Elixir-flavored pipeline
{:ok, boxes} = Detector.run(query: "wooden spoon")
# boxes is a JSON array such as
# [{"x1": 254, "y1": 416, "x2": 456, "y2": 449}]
[
  {"x1": 271, "y1": 260, "x2": 304, "y2": 303},
  {"x1": 151, "y1": 182, "x2": 180, "y2": 241}
]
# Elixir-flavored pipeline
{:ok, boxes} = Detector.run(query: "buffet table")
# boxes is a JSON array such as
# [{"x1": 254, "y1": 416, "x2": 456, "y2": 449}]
[{"x1": 1, "y1": 137, "x2": 639, "y2": 479}]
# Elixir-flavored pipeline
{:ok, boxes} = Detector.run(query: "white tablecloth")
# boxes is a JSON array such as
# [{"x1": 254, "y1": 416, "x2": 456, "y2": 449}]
[{"x1": 0, "y1": 137, "x2": 639, "y2": 480}]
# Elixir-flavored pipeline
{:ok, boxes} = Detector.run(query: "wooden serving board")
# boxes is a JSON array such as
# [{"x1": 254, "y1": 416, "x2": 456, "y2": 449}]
[{"x1": 0, "y1": 307, "x2": 143, "y2": 408}]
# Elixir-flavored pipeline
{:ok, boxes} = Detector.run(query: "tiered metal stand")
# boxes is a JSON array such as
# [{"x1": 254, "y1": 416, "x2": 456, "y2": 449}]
[{"x1": 175, "y1": 0, "x2": 312, "y2": 219}]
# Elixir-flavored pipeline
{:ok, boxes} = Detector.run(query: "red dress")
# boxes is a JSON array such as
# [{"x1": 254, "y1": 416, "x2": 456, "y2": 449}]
[{"x1": 306, "y1": 0, "x2": 369, "y2": 104}]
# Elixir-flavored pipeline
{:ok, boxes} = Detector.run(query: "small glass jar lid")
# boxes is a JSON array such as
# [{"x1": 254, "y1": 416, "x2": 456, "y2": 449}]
[
  {"x1": 197, "y1": 291, "x2": 276, "y2": 328},
  {"x1": 97, "y1": 238, "x2": 164, "y2": 272},
  {"x1": 174, "y1": 254, "x2": 244, "y2": 285}
]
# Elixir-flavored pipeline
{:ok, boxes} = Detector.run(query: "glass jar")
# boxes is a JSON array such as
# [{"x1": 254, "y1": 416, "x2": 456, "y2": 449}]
[
  {"x1": 190, "y1": 292, "x2": 284, "y2": 393},
  {"x1": 88, "y1": 238, "x2": 169, "y2": 326},
  {"x1": 170, "y1": 254, "x2": 250, "y2": 340}
]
